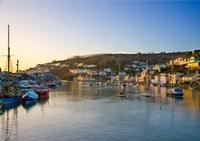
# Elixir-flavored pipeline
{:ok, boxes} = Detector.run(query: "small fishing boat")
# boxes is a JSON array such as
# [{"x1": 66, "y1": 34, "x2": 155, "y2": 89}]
[
  {"x1": 141, "y1": 86, "x2": 152, "y2": 97},
  {"x1": 33, "y1": 85, "x2": 49, "y2": 99},
  {"x1": 0, "y1": 85, "x2": 22, "y2": 110},
  {"x1": 142, "y1": 92, "x2": 151, "y2": 97},
  {"x1": 168, "y1": 87, "x2": 184, "y2": 97},
  {"x1": 21, "y1": 90, "x2": 38, "y2": 105},
  {"x1": 2, "y1": 96, "x2": 20, "y2": 110},
  {"x1": 0, "y1": 26, "x2": 21, "y2": 110},
  {"x1": 116, "y1": 84, "x2": 126, "y2": 97}
]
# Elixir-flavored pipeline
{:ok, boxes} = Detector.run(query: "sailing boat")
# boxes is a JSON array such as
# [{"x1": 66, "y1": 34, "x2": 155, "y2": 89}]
[
  {"x1": 1, "y1": 25, "x2": 21, "y2": 109},
  {"x1": 96, "y1": 68, "x2": 102, "y2": 86},
  {"x1": 142, "y1": 60, "x2": 151, "y2": 97},
  {"x1": 168, "y1": 60, "x2": 184, "y2": 97},
  {"x1": 116, "y1": 54, "x2": 126, "y2": 97}
]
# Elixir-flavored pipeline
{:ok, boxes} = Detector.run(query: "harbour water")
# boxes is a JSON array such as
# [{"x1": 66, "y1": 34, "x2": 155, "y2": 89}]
[{"x1": 1, "y1": 82, "x2": 200, "y2": 141}]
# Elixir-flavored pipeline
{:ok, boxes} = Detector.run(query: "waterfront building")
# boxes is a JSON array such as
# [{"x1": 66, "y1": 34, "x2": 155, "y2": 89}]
[
  {"x1": 77, "y1": 75, "x2": 96, "y2": 81},
  {"x1": 185, "y1": 57, "x2": 200, "y2": 69},
  {"x1": 159, "y1": 73, "x2": 168, "y2": 85},
  {"x1": 124, "y1": 75, "x2": 135, "y2": 82},
  {"x1": 131, "y1": 60, "x2": 147, "y2": 72},
  {"x1": 69, "y1": 68, "x2": 87, "y2": 74},
  {"x1": 152, "y1": 64, "x2": 166, "y2": 72},
  {"x1": 180, "y1": 73, "x2": 199, "y2": 84},
  {"x1": 77, "y1": 63, "x2": 84, "y2": 68},
  {"x1": 103, "y1": 68, "x2": 112, "y2": 73},
  {"x1": 99, "y1": 71, "x2": 107, "y2": 76},
  {"x1": 151, "y1": 75, "x2": 159, "y2": 85},
  {"x1": 136, "y1": 70, "x2": 146, "y2": 83},
  {"x1": 168, "y1": 73, "x2": 182, "y2": 84}
]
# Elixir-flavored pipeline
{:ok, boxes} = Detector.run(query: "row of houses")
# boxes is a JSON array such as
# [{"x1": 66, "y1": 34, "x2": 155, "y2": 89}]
[
  {"x1": 136, "y1": 71, "x2": 200, "y2": 85},
  {"x1": 69, "y1": 68, "x2": 112, "y2": 76},
  {"x1": 169, "y1": 56, "x2": 200, "y2": 70}
]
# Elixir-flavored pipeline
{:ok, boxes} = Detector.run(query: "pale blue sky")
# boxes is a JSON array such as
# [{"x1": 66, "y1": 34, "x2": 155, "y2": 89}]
[{"x1": 0, "y1": 0, "x2": 200, "y2": 69}]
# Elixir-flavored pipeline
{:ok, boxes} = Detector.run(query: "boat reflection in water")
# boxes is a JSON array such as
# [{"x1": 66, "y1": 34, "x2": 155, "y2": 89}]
[
  {"x1": 0, "y1": 82, "x2": 200, "y2": 141},
  {"x1": 22, "y1": 97, "x2": 49, "y2": 112},
  {"x1": 0, "y1": 108, "x2": 19, "y2": 141},
  {"x1": 22, "y1": 102, "x2": 37, "y2": 112}
]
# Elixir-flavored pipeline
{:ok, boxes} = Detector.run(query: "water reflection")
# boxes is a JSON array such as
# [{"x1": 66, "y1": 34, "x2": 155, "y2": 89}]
[
  {"x1": 0, "y1": 108, "x2": 19, "y2": 141},
  {"x1": 59, "y1": 82, "x2": 200, "y2": 112},
  {"x1": 22, "y1": 103, "x2": 37, "y2": 112},
  {"x1": 0, "y1": 82, "x2": 200, "y2": 141}
]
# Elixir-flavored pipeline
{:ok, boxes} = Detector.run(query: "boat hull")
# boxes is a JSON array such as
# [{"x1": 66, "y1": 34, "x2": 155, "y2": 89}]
[
  {"x1": 35, "y1": 90, "x2": 49, "y2": 99},
  {"x1": 21, "y1": 91, "x2": 38, "y2": 105},
  {"x1": 168, "y1": 87, "x2": 184, "y2": 97},
  {"x1": 2, "y1": 97, "x2": 21, "y2": 110},
  {"x1": 170, "y1": 92, "x2": 184, "y2": 97},
  {"x1": 142, "y1": 93, "x2": 151, "y2": 97}
]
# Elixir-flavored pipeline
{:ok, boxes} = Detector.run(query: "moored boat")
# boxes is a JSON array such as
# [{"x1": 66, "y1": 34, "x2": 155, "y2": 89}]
[
  {"x1": 21, "y1": 90, "x2": 38, "y2": 105},
  {"x1": 168, "y1": 87, "x2": 184, "y2": 97},
  {"x1": 2, "y1": 96, "x2": 21, "y2": 110},
  {"x1": 142, "y1": 92, "x2": 151, "y2": 97},
  {"x1": 116, "y1": 84, "x2": 126, "y2": 97},
  {"x1": 33, "y1": 86, "x2": 49, "y2": 99}
]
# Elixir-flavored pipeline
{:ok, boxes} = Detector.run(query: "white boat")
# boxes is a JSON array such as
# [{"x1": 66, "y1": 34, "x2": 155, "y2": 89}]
[
  {"x1": 142, "y1": 92, "x2": 151, "y2": 97},
  {"x1": 116, "y1": 84, "x2": 126, "y2": 97}
]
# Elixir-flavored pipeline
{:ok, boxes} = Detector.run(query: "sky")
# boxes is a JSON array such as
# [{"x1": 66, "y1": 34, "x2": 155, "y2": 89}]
[{"x1": 0, "y1": 0, "x2": 200, "y2": 70}]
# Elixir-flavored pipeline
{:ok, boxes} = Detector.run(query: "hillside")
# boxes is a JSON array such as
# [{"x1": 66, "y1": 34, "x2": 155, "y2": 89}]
[{"x1": 28, "y1": 51, "x2": 191, "y2": 80}]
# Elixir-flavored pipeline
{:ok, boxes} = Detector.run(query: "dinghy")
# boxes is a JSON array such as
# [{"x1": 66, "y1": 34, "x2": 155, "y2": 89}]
[
  {"x1": 168, "y1": 87, "x2": 184, "y2": 97},
  {"x1": 21, "y1": 90, "x2": 38, "y2": 105},
  {"x1": 2, "y1": 96, "x2": 20, "y2": 110}
]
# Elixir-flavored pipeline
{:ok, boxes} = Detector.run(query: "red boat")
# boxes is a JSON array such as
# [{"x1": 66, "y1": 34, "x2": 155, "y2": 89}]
[{"x1": 32, "y1": 85, "x2": 49, "y2": 99}]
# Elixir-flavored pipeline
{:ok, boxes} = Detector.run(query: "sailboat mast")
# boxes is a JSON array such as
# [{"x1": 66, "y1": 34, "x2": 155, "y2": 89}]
[
  {"x1": 146, "y1": 59, "x2": 149, "y2": 84},
  {"x1": 8, "y1": 25, "x2": 10, "y2": 73},
  {"x1": 118, "y1": 54, "x2": 121, "y2": 73}
]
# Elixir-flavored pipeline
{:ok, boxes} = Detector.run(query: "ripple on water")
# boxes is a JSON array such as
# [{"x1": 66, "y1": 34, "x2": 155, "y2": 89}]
[{"x1": 1, "y1": 83, "x2": 200, "y2": 141}]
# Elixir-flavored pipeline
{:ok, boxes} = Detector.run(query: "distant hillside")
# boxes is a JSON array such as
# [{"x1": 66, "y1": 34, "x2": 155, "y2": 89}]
[
  {"x1": 28, "y1": 51, "x2": 191, "y2": 79},
  {"x1": 53, "y1": 52, "x2": 188, "y2": 69}
]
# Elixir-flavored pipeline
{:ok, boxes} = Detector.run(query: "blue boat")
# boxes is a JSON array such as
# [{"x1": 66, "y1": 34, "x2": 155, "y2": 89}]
[
  {"x1": 168, "y1": 87, "x2": 184, "y2": 97},
  {"x1": 22, "y1": 90, "x2": 38, "y2": 105},
  {"x1": 2, "y1": 96, "x2": 21, "y2": 110}
]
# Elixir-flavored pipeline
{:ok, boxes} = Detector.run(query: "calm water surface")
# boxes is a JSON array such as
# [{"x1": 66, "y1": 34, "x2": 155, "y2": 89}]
[{"x1": 1, "y1": 82, "x2": 200, "y2": 141}]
